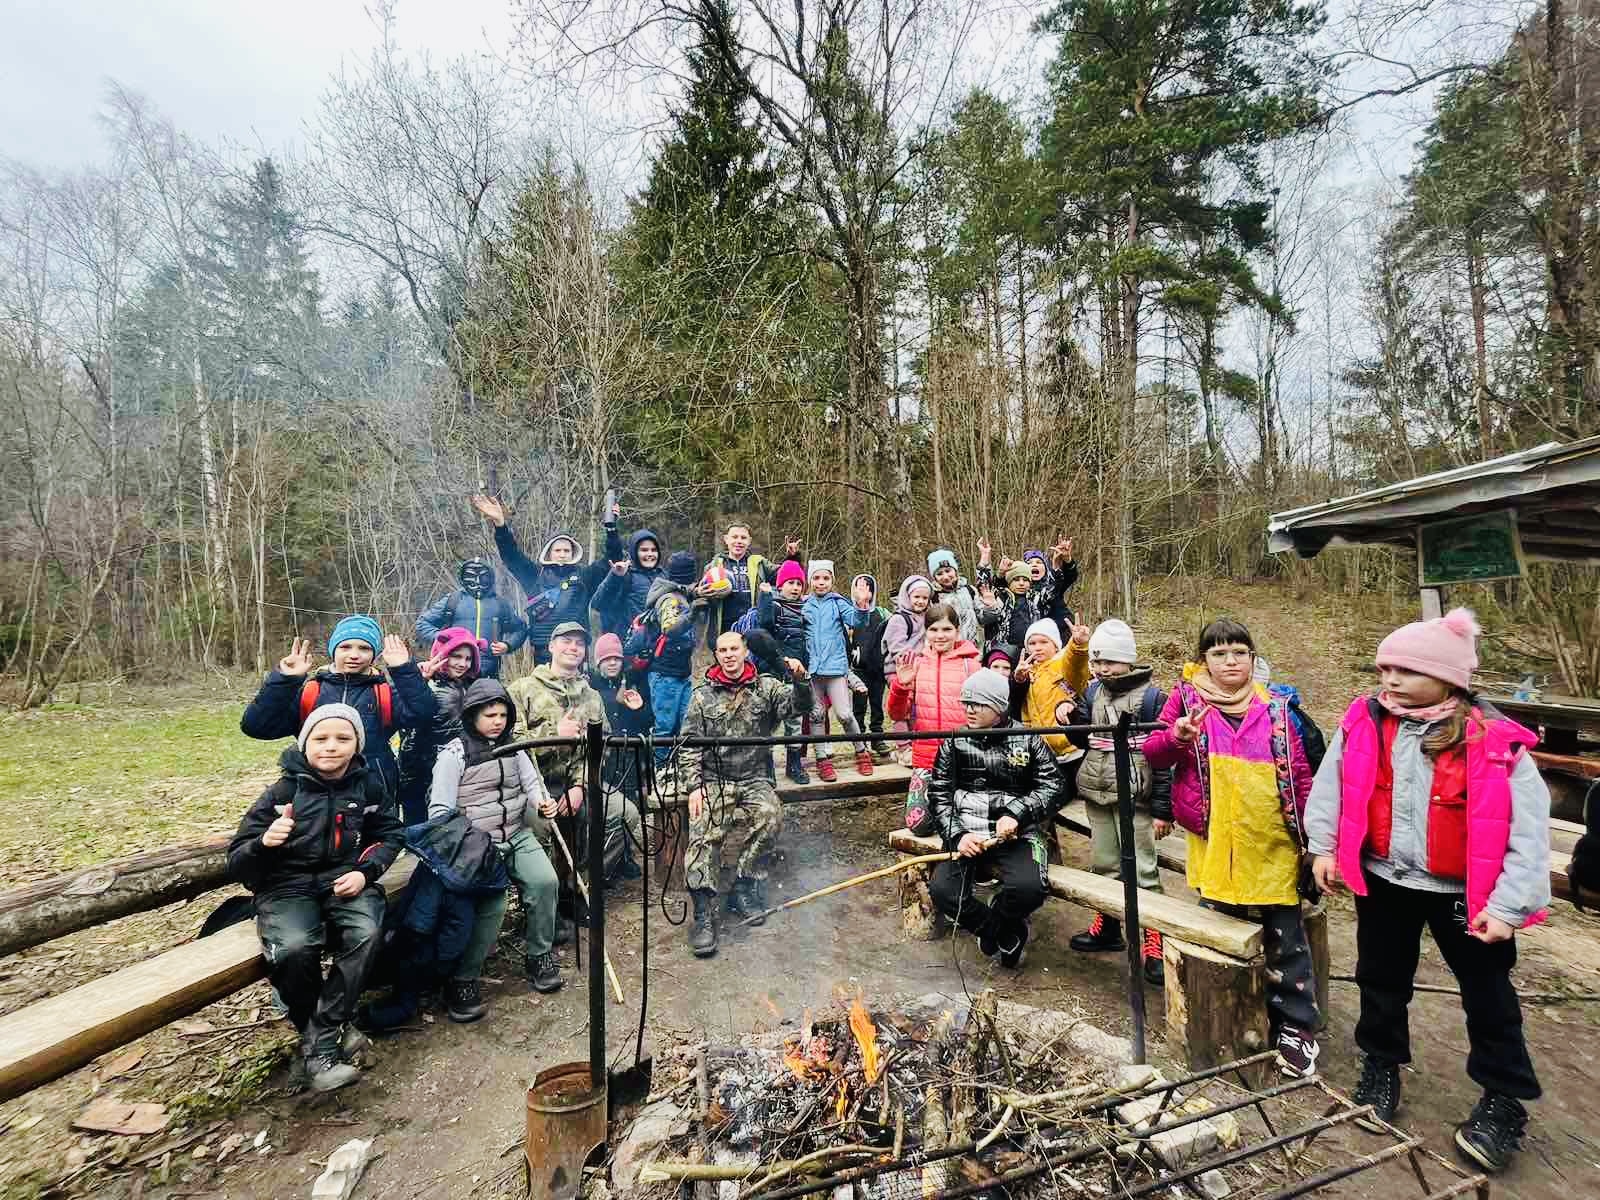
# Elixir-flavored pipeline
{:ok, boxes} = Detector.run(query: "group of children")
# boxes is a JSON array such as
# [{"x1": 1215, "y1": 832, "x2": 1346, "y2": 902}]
[{"x1": 223, "y1": 504, "x2": 1552, "y2": 1175}]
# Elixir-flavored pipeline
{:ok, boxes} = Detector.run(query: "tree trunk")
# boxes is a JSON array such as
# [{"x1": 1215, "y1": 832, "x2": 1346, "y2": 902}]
[
  {"x1": 1119, "y1": 195, "x2": 1140, "y2": 621},
  {"x1": 1466, "y1": 237, "x2": 1492, "y2": 457},
  {"x1": 0, "y1": 837, "x2": 232, "y2": 957},
  {"x1": 1016, "y1": 239, "x2": 1030, "y2": 444}
]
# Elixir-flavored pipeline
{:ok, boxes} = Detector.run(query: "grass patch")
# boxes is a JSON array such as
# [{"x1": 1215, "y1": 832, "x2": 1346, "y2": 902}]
[{"x1": 0, "y1": 679, "x2": 281, "y2": 884}]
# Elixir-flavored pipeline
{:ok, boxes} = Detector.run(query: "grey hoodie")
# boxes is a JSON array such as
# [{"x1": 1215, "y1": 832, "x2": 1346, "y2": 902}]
[{"x1": 884, "y1": 574, "x2": 932, "y2": 661}]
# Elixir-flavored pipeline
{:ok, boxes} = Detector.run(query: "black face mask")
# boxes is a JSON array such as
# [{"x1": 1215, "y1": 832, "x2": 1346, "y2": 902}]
[{"x1": 459, "y1": 559, "x2": 494, "y2": 599}]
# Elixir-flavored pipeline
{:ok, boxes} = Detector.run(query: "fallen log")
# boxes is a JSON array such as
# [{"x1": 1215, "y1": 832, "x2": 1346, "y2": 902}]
[
  {"x1": 0, "y1": 857, "x2": 415, "y2": 1103},
  {"x1": 0, "y1": 837, "x2": 234, "y2": 958}
]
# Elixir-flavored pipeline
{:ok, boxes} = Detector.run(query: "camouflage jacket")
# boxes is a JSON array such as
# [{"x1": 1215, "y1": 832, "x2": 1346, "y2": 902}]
[
  {"x1": 679, "y1": 664, "x2": 814, "y2": 791},
  {"x1": 507, "y1": 666, "x2": 606, "y2": 793}
]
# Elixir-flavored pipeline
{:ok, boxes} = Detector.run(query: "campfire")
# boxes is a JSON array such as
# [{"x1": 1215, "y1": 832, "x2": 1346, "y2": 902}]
[{"x1": 611, "y1": 989, "x2": 1493, "y2": 1200}]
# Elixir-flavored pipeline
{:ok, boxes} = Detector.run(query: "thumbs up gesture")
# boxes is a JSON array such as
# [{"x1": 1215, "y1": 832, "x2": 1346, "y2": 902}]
[
  {"x1": 556, "y1": 709, "x2": 581, "y2": 739},
  {"x1": 262, "y1": 803, "x2": 296, "y2": 848}
]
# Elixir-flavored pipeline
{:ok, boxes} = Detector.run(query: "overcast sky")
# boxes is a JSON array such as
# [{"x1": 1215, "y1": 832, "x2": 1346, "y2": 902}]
[{"x1": 0, "y1": 0, "x2": 517, "y2": 168}]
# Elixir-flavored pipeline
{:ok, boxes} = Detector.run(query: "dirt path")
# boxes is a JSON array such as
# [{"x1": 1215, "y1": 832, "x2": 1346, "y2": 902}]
[{"x1": 8, "y1": 792, "x2": 1596, "y2": 1200}]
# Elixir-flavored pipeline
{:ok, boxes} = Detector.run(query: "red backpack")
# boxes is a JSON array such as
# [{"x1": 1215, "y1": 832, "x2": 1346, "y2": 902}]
[{"x1": 299, "y1": 679, "x2": 393, "y2": 730}]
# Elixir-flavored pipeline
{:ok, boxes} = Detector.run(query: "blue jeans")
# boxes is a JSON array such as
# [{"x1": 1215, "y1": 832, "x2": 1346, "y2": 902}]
[{"x1": 649, "y1": 673, "x2": 693, "y2": 766}]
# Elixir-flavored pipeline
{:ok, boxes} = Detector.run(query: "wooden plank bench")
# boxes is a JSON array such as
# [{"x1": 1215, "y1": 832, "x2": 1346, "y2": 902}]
[
  {"x1": 888, "y1": 828, "x2": 1329, "y2": 1068},
  {"x1": 0, "y1": 858, "x2": 417, "y2": 1104}
]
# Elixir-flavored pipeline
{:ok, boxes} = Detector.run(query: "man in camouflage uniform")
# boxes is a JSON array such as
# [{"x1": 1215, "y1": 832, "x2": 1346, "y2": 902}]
[
  {"x1": 508, "y1": 621, "x2": 642, "y2": 936},
  {"x1": 679, "y1": 630, "x2": 813, "y2": 957}
]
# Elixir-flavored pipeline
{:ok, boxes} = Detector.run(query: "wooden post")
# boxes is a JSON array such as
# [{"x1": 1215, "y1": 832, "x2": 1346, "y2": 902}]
[
  {"x1": 1162, "y1": 938, "x2": 1268, "y2": 1069},
  {"x1": 1420, "y1": 587, "x2": 1443, "y2": 620},
  {"x1": 1303, "y1": 903, "x2": 1332, "y2": 1031}
]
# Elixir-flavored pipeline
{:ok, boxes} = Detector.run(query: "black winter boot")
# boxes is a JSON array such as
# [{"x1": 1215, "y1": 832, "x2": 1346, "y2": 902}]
[
  {"x1": 1454, "y1": 1092, "x2": 1527, "y2": 1174},
  {"x1": 1352, "y1": 1055, "x2": 1401, "y2": 1131},
  {"x1": 785, "y1": 747, "x2": 810, "y2": 785},
  {"x1": 688, "y1": 889, "x2": 719, "y2": 957},
  {"x1": 727, "y1": 877, "x2": 767, "y2": 926},
  {"x1": 526, "y1": 953, "x2": 563, "y2": 994},
  {"x1": 445, "y1": 978, "x2": 487, "y2": 1023},
  {"x1": 1069, "y1": 912, "x2": 1125, "y2": 952}
]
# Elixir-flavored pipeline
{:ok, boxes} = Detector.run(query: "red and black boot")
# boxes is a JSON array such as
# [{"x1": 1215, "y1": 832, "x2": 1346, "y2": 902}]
[
  {"x1": 1142, "y1": 927, "x2": 1165, "y2": 984},
  {"x1": 1069, "y1": 912, "x2": 1125, "y2": 952}
]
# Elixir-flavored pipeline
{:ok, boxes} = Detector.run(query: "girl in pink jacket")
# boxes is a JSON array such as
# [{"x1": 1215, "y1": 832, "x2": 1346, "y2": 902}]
[
  {"x1": 1304, "y1": 609, "x2": 1548, "y2": 1175},
  {"x1": 888, "y1": 603, "x2": 980, "y2": 835}
]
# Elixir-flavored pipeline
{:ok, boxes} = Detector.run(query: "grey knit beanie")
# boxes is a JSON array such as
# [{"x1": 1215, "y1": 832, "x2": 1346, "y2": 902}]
[
  {"x1": 959, "y1": 669, "x2": 1011, "y2": 714},
  {"x1": 297, "y1": 702, "x2": 366, "y2": 753}
]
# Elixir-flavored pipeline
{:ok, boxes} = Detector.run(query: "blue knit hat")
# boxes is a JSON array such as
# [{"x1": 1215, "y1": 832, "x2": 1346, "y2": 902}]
[
  {"x1": 927, "y1": 548, "x2": 958, "y2": 574},
  {"x1": 327, "y1": 614, "x2": 383, "y2": 657}
]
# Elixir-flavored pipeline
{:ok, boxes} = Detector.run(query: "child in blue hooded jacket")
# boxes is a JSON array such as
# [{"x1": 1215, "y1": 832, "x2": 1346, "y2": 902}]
[
  {"x1": 802, "y1": 560, "x2": 872, "y2": 781},
  {"x1": 242, "y1": 617, "x2": 438, "y2": 814}
]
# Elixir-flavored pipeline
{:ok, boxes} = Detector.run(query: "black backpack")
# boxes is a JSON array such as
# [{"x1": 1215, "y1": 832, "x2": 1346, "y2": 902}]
[
  {"x1": 1571, "y1": 781, "x2": 1600, "y2": 911},
  {"x1": 855, "y1": 612, "x2": 907, "y2": 676}
]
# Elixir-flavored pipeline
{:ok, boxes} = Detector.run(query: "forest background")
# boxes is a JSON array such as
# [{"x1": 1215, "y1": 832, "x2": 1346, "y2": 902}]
[{"x1": 2, "y1": 0, "x2": 1598, "y2": 710}]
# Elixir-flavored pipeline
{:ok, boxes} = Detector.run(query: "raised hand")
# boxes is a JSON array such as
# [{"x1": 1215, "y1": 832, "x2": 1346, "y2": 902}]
[
  {"x1": 619, "y1": 685, "x2": 644, "y2": 710},
  {"x1": 490, "y1": 640, "x2": 509, "y2": 655},
  {"x1": 278, "y1": 638, "x2": 313, "y2": 677},
  {"x1": 978, "y1": 582, "x2": 997, "y2": 604},
  {"x1": 262, "y1": 803, "x2": 295, "y2": 848},
  {"x1": 1070, "y1": 623, "x2": 1091, "y2": 648},
  {"x1": 977, "y1": 536, "x2": 992, "y2": 566},
  {"x1": 417, "y1": 653, "x2": 447, "y2": 681},
  {"x1": 611, "y1": 560, "x2": 629, "y2": 576},
  {"x1": 1052, "y1": 536, "x2": 1075, "y2": 565},
  {"x1": 471, "y1": 494, "x2": 507, "y2": 527},
  {"x1": 783, "y1": 534, "x2": 801, "y2": 557},
  {"x1": 556, "y1": 709, "x2": 581, "y2": 739},
  {"x1": 998, "y1": 556, "x2": 1013, "y2": 574},
  {"x1": 381, "y1": 633, "x2": 411, "y2": 668},
  {"x1": 894, "y1": 650, "x2": 917, "y2": 686},
  {"x1": 1172, "y1": 703, "x2": 1211, "y2": 744},
  {"x1": 331, "y1": 870, "x2": 367, "y2": 898}
]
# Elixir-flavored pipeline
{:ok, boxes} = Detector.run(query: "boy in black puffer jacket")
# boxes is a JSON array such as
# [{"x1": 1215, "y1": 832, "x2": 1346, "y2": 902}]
[
  {"x1": 926, "y1": 669, "x2": 1061, "y2": 970},
  {"x1": 227, "y1": 704, "x2": 403, "y2": 1093},
  {"x1": 414, "y1": 558, "x2": 528, "y2": 678}
]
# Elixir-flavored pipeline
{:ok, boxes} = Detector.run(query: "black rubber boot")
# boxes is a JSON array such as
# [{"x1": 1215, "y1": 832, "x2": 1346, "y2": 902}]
[
  {"x1": 1069, "y1": 912, "x2": 1125, "y2": 952},
  {"x1": 689, "y1": 889, "x2": 719, "y2": 957},
  {"x1": 727, "y1": 877, "x2": 767, "y2": 926},
  {"x1": 785, "y1": 747, "x2": 810, "y2": 785}
]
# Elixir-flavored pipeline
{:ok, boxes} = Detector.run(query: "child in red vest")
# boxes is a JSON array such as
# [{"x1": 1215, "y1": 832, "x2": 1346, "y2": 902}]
[{"x1": 1305, "y1": 608, "x2": 1550, "y2": 1175}]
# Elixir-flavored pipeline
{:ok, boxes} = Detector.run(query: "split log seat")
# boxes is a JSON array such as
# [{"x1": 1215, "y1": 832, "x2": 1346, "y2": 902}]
[{"x1": 888, "y1": 828, "x2": 1330, "y2": 1069}]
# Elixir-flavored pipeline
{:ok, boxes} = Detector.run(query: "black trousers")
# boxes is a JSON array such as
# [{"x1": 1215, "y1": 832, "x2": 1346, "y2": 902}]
[
  {"x1": 256, "y1": 888, "x2": 386, "y2": 1055},
  {"x1": 1203, "y1": 899, "x2": 1319, "y2": 1033},
  {"x1": 1354, "y1": 874, "x2": 1540, "y2": 1100},
  {"x1": 929, "y1": 837, "x2": 1048, "y2": 941},
  {"x1": 852, "y1": 671, "x2": 886, "y2": 737}
]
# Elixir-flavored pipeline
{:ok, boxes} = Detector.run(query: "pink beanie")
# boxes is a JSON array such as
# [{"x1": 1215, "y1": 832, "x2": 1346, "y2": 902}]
[
  {"x1": 593, "y1": 632, "x2": 624, "y2": 663},
  {"x1": 776, "y1": 559, "x2": 807, "y2": 588},
  {"x1": 1375, "y1": 607, "x2": 1480, "y2": 690}
]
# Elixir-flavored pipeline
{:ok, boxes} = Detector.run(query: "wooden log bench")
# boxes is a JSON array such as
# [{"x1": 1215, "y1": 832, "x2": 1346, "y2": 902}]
[
  {"x1": 0, "y1": 858, "x2": 417, "y2": 1104},
  {"x1": 888, "y1": 828, "x2": 1330, "y2": 1069}
]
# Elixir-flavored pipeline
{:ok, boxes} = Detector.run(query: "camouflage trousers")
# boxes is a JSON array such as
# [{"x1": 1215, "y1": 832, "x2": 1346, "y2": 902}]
[{"x1": 684, "y1": 777, "x2": 782, "y2": 893}]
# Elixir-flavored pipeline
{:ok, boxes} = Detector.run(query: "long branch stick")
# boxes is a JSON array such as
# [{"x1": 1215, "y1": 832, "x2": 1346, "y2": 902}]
[
  {"x1": 738, "y1": 834, "x2": 1012, "y2": 927},
  {"x1": 548, "y1": 821, "x2": 625, "y2": 1005}
]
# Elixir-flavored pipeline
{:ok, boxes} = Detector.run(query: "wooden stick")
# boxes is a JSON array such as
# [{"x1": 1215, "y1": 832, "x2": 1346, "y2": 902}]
[
  {"x1": 738, "y1": 834, "x2": 1013, "y2": 928},
  {"x1": 547, "y1": 822, "x2": 625, "y2": 1005}
]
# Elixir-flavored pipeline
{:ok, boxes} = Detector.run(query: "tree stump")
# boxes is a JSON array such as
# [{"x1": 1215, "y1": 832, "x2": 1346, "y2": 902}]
[
  {"x1": 1162, "y1": 938, "x2": 1268, "y2": 1069},
  {"x1": 898, "y1": 859, "x2": 948, "y2": 940},
  {"x1": 1302, "y1": 902, "x2": 1331, "y2": 1030}
]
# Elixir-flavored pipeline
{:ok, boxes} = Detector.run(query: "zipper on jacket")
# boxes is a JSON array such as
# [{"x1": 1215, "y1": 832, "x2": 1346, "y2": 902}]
[{"x1": 333, "y1": 811, "x2": 344, "y2": 853}]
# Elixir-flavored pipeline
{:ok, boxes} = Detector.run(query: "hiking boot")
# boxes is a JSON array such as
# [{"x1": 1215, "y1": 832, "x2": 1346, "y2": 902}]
[
  {"x1": 1276, "y1": 1025, "x2": 1320, "y2": 1079},
  {"x1": 1070, "y1": 912, "x2": 1125, "y2": 952},
  {"x1": 1141, "y1": 927, "x2": 1165, "y2": 985},
  {"x1": 1352, "y1": 1056, "x2": 1401, "y2": 1132},
  {"x1": 997, "y1": 920, "x2": 1031, "y2": 970},
  {"x1": 526, "y1": 953, "x2": 563, "y2": 994},
  {"x1": 688, "y1": 889, "x2": 719, "y2": 958},
  {"x1": 855, "y1": 750, "x2": 875, "y2": 776},
  {"x1": 339, "y1": 1025, "x2": 371, "y2": 1063},
  {"x1": 871, "y1": 740, "x2": 893, "y2": 758},
  {"x1": 1454, "y1": 1092, "x2": 1527, "y2": 1174},
  {"x1": 304, "y1": 1051, "x2": 360, "y2": 1093},
  {"x1": 727, "y1": 876, "x2": 767, "y2": 926},
  {"x1": 785, "y1": 747, "x2": 810, "y2": 785},
  {"x1": 445, "y1": 978, "x2": 487, "y2": 1024},
  {"x1": 815, "y1": 758, "x2": 838, "y2": 783}
]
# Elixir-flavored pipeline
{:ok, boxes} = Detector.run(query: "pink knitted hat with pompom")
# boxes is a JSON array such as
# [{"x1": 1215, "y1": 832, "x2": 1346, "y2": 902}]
[
  {"x1": 776, "y1": 559, "x2": 807, "y2": 588},
  {"x1": 1375, "y1": 607, "x2": 1480, "y2": 690}
]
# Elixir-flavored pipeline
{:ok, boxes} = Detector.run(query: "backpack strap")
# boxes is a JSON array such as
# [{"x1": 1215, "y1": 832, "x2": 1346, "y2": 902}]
[
  {"x1": 1139, "y1": 685, "x2": 1161, "y2": 725},
  {"x1": 377, "y1": 681, "x2": 393, "y2": 731},
  {"x1": 298, "y1": 679, "x2": 321, "y2": 722}
]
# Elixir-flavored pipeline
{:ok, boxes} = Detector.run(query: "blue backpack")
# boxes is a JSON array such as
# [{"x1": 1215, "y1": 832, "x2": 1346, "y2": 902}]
[{"x1": 1268, "y1": 683, "x2": 1327, "y2": 774}]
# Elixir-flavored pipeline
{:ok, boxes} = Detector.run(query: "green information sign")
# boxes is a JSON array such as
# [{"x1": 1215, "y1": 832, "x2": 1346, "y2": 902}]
[{"x1": 1418, "y1": 510, "x2": 1525, "y2": 586}]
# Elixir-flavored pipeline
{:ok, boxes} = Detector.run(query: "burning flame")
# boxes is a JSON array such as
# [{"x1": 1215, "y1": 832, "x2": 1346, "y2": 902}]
[
  {"x1": 834, "y1": 1079, "x2": 850, "y2": 1121},
  {"x1": 848, "y1": 994, "x2": 882, "y2": 1085}
]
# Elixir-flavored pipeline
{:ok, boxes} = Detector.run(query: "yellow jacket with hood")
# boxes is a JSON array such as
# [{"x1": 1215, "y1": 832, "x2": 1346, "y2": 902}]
[{"x1": 1020, "y1": 640, "x2": 1089, "y2": 757}]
